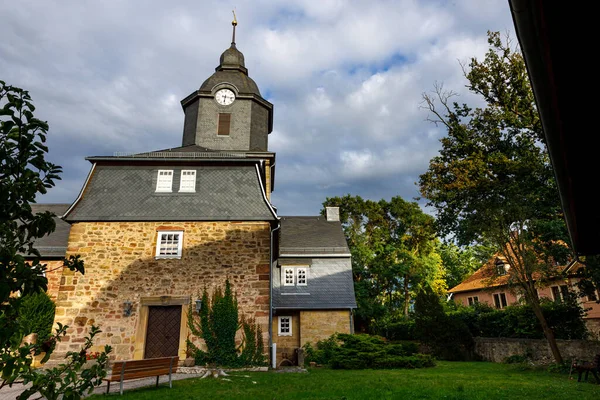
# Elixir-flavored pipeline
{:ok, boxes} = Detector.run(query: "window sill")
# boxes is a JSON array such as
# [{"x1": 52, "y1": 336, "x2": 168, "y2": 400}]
[
  {"x1": 155, "y1": 256, "x2": 182, "y2": 260},
  {"x1": 278, "y1": 333, "x2": 292, "y2": 337}
]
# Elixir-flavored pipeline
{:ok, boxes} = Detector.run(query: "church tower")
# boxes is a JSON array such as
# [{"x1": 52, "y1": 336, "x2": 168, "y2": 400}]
[{"x1": 180, "y1": 15, "x2": 273, "y2": 152}]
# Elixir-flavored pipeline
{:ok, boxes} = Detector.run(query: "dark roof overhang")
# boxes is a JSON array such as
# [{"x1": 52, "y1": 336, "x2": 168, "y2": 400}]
[{"x1": 509, "y1": 0, "x2": 599, "y2": 256}]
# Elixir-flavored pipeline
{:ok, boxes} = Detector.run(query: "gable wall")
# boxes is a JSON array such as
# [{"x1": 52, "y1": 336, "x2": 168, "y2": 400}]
[{"x1": 52, "y1": 220, "x2": 271, "y2": 362}]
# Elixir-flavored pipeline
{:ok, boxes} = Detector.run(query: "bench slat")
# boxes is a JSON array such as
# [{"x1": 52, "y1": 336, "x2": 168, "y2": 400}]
[
  {"x1": 110, "y1": 357, "x2": 175, "y2": 371},
  {"x1": 108, "y1": 369, "x2": 173, "y2": 382},
  {"x1": 111, "y1": 363, "x2": 178, "y2": 374}
]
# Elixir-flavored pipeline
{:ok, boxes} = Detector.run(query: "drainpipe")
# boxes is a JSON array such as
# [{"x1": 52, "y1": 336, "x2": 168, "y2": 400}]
[
  {"x1": 349, "y1": 308, "x2": 354, "y2": 334},
  {"x1": 269, "y1": 220, "x2": 281, "y2": 365}
]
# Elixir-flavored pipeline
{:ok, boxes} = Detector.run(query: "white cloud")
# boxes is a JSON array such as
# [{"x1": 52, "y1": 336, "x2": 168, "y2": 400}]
[{"x1": 0, "y1": 0, "x2": 517, "y2": 214}]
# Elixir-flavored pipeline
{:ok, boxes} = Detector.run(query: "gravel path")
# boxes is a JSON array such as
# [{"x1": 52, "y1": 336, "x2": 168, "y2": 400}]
[{"x1": 0, "y1": 372, "x2": 205, "y2": 399}]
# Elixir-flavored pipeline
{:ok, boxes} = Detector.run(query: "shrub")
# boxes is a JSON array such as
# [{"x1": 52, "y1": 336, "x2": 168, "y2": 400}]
[
  {"x1": 448, "y1": 296, "x2": 588, "y2": 340},
  {"x1": 303, "y1": 333, "x2": 435, "y2": 370},
  {"x1": 373, "y1": 318, "x2": 416, "y2": 341},
  {"x1": 414, "y1": 286, "x2": 474, "y2": 361},
  {"x1": 17, "y1": 291, "x2": 56, "y2": 343},
  {"x1": 187, "y1": 279, "x2": 267, "y2": 367}
]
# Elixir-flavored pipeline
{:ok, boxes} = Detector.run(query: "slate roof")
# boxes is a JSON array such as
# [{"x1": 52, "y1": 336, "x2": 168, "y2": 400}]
[
  {"x1": 64, "y1": 164, "x2": 276, "y2": 221},
  {"x1": 27, "y1": 204, "x2": 71, "y2": 257},
  {"x1": 279, "y1": 216, "x2": 350, "y2": 255},
  {"x1": 98, "y1": 144, "x2": 275, "y2": 160},
  {"x1": 272, "y1": 257, "x2": 357, "y2": 309}
]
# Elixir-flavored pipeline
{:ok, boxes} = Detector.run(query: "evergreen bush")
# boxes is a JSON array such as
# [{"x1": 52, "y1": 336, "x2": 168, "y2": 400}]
[
  {"x1": 302, "y1": 333, "x2": 435, "y2": 370},
  {"x1": 17, "y1": 291, "x2": 56, "y2": 343},
  {"x1": 187, "y1": 279, "x2": 267, "y2": 367},
  {"x1": 414, "y1": 286, "x2": 474, "y2": 361}
]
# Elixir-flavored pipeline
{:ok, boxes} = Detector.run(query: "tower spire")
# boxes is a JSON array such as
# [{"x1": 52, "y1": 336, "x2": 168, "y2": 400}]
[{"x1": 231, "y1": 9, "x2": 237, "y2": 46}]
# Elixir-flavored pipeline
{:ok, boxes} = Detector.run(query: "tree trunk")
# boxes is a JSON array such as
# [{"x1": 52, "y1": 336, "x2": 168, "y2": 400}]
[
  {"x1": 528, "y1": 290, "x2": 563, "y2": 364},
  {"x1": 403, "y1": 274, "x2": 410, "y2": 316}
]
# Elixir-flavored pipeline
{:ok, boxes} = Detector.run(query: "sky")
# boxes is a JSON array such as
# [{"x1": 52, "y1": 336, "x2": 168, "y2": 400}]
[{"x1": 0, "y1": 0, "x2": 516, "y2": 216}]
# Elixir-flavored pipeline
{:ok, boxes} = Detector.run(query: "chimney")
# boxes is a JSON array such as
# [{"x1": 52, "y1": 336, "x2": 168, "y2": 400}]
[{"x1": 326, "y1": 207, "x2": 340, "y2": 222}]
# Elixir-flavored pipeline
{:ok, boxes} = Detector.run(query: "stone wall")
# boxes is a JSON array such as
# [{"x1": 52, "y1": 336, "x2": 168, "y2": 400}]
[
  {"x1": 474, "y1": 337, "x2": 600, "y2": 364},
  {"x1": 52, "y1": 221, "x2": 271, "y2": 362},
  {"x1": 44, "y1": 260, "x2": 64, "y2": 300},
  {"x1": 299, "y1": 310, "x2": 351, "y2": 347}
]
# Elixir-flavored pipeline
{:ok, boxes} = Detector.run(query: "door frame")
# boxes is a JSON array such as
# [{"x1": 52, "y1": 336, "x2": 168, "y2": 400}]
[{"x1": 133, "y1": 296, "x2": 189, "y2": 360}]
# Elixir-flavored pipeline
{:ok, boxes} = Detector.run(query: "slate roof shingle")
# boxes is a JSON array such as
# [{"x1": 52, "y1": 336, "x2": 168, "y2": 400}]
[
  {"x1": 273, "y1": 257, "x2": 357, "y2": 309},
  {"x1": 28, "y1": 204, "x2": 71, "y2": 257},
  {"x1": 279, "y1": 216, "x2": 350, "y2": 255},
  {"x1": 65, "y1": 164, "x2": 276, "y2": 221}
]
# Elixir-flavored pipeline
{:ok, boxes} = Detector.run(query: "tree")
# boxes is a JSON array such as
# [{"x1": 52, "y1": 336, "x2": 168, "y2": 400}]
[
  {"x1": 322, "y1": 195, "x2": 443, "y2": 329},
  {"x1": 438, "y1": 241, "x2": 493, "y2": 290},
  {"x1": 418, "y1": 32, "x2": 571, "y2": 363},
  {"x1": 0, "y1": 80, "x2": 110, "y2": 398}
]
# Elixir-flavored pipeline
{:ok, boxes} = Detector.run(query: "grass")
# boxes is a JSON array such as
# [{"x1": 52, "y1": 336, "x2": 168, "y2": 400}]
[{"x1": 88, "y1": 362, "x2": 599, "y2": 399}]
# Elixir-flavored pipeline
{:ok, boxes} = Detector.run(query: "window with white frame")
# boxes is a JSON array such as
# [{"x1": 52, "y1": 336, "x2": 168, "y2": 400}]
[
  {"x1": 156, "y1": 170, "x2": 173, "y2": 192},
  {"x1": 297, "y1": 267, "x2": 307, "y2": 286},
  {"x1": 179, "y1": 170, "x2": 196, "y2": 192},
  {"x1": 278, "y1": 316, "x2": 291, "y2": 336},
  {"x1": 155, "y1": 231, "x2": 183, "y2": 258},
  {"x1": 283, "y1": 267, "x2": 295, "y2": 286},
  {"x1": 493, "y1": 293, "x2": 507, "y2": 309},
  {"x1": 281, "y1": 266, "x2": 309, "y2": 286}
]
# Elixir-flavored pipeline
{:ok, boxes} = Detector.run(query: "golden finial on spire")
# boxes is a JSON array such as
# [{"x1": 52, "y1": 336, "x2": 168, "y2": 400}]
[{"x1": 231, "y1": 9, "x2": 237, "y2": 45}]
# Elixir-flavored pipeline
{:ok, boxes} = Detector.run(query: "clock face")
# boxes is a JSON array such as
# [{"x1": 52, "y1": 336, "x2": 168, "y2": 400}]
[{"x1": 215, "y1": 88, "x2": 235, "y2": 106}]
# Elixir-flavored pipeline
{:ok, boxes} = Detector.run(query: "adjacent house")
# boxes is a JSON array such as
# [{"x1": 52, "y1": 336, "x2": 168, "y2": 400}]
[
  {"x1": 38, "y1": 27, "x2": 355, "y2": 367},
  {"x1": 272, "y1": 213, "x2": 356, "y2": 366},
  {"x1": 448, "y1": 256, "x2": 600, "y2": 336}
]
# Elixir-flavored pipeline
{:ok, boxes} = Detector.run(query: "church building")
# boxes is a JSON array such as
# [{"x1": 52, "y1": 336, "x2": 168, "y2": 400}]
[{"x1": 47, "y1": 20, "x2": 356, "y2": 367}]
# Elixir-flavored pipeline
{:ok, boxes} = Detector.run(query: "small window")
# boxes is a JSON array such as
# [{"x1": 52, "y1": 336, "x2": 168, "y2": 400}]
[
  {"x1": 493, "y1": 293, "x2": 507, "y2": 309},
  {"x1": 468, "y1": 296, "x2": 479, "y2": 306},
  {"x1": 179, "y1": 170, "x2": 196, "y2": 192},
  {"x1": 495, "y1": 259, "x2": 508, "y2": 276},
  {"x1": 218, "y1": 113, "x2": 231, "y2": 136},
  {"x1": 283, "y1": 268, "x2": 294, "y2": 286},
  {"x1": 278, "y1": 316, "x2": 292, "y2": 336},
  {"x1": 156, "y1": 231, "x2": 183, "y2": 259},
  {"x1": 551, "y1": 285, "x2": 570, "y2": 302},
  {"x1": 297, "y1": 268, "x2": 307, "y2": 286},
  {"x1": 156, "y1": 170, "x2": 173, "y2": 192}
]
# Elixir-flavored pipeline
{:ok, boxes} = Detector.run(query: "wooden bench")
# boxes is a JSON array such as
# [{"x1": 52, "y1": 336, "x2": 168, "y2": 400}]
[
  {"x1": 572, "y1": 354, "x2": 600, "y2": 384},
  {"x1": 105, "y1": 356, "x2": 179, "y2": 395}
]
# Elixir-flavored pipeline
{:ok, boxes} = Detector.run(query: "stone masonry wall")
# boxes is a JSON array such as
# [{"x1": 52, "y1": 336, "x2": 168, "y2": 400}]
[
  {"x1": 475, "y1": 337, "x2": 600, "y2": 364},
  {"x1": 44, "y1": 260, "x2": 64, "y2": 301},
  {"x1": 52, "y1": 221, "x2": 271, "y2": 362},
  {"x1": 299, "y1": 310, "x2": 351, "y2": 347}
]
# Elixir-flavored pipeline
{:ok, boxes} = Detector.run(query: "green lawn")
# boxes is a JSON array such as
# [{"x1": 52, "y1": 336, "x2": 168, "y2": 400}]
[{"x1": 89, "y1": 362, "x2": 599, "y2": 400}]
